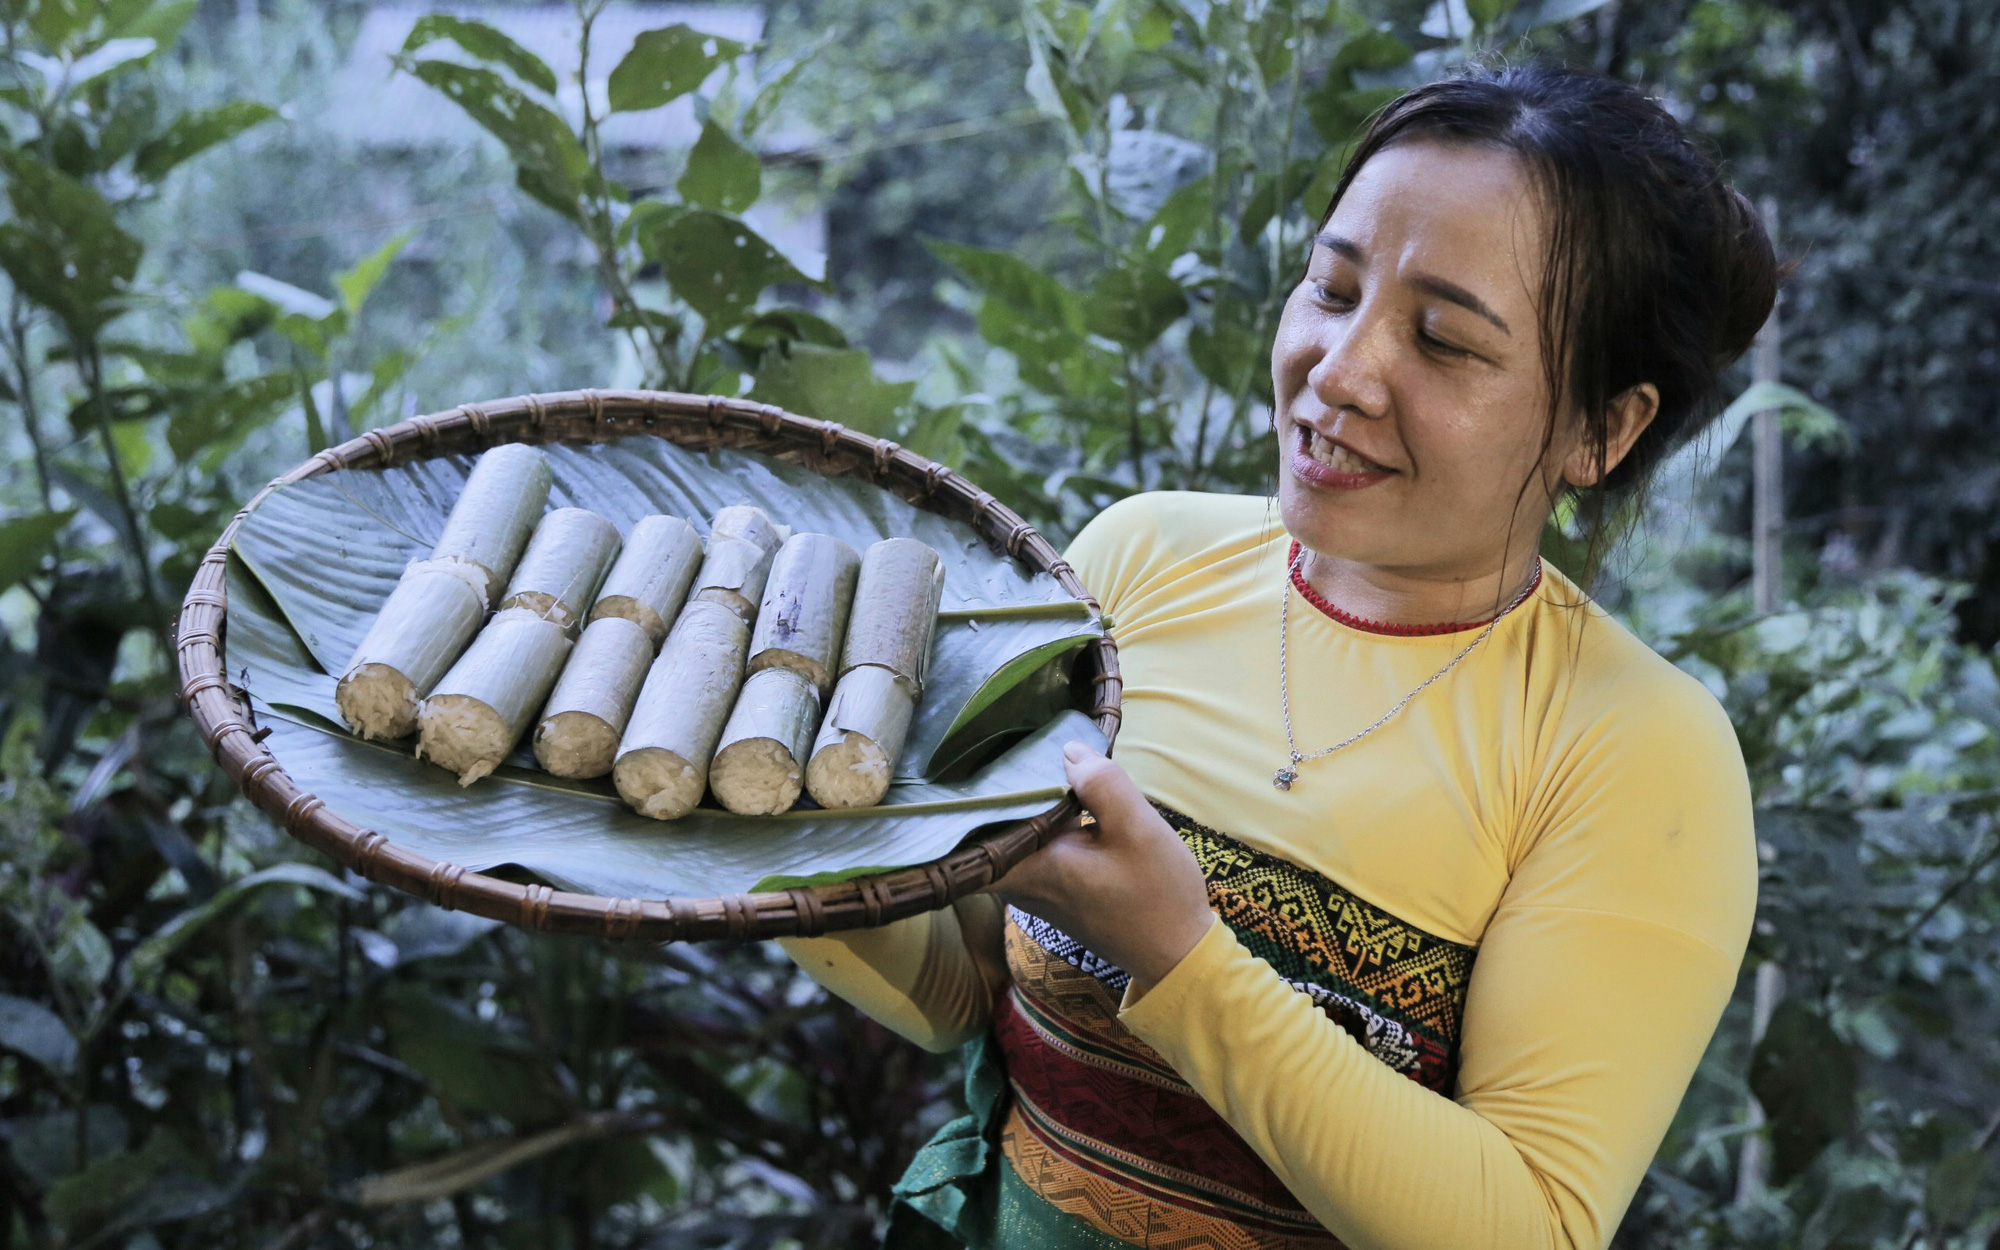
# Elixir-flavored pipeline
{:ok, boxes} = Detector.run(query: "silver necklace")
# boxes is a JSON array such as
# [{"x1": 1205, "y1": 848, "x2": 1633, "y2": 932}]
[{"x1": 1273, "y1": 550, "x2": 1540, "y2": 791}]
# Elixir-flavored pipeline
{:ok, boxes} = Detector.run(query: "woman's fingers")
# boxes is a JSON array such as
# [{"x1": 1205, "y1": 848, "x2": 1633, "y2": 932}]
[{"x1": 1062, "y1": 741, "x2": 1152, "y2": 834}]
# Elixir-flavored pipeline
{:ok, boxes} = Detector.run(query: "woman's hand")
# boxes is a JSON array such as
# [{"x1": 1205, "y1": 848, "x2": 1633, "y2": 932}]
[{"x1": 983, "y1": 741, "x2": 1216, "y2": 990}]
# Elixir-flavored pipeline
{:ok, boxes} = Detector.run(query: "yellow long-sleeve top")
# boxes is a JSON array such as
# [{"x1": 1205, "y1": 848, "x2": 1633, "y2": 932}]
[{"x1": 781, "y1": 491, "x2": 1757, "y2": 1250}]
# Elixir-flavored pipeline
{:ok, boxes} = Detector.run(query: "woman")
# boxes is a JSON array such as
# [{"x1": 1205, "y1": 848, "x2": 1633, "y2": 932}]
[{"x1": 783, "y1": 61, "x2": 1777, "y2": 1250}]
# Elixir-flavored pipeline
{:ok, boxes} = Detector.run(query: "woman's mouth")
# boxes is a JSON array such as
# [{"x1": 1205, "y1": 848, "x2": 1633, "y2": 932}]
[{"x1": 1290, "y1": 424, "x2": 1395, "y2": 489}]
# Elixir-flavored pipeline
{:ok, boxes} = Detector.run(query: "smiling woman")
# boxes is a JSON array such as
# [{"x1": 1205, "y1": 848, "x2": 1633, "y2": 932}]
[{"x1": 780, "y1": 62, "x2": 1778, "y2": 1250}]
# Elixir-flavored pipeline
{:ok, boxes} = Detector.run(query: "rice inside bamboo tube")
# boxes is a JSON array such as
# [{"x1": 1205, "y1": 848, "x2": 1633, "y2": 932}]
[
  {"x1": 702, "y1": 533, "x2": 861, "y2": 813},
  {"x1": 415, "y1": 508, "x2": 619, "y2": 785},
  {"x1": 613, "y1": 599, "x2": 752, "y2": 820},
  {"x1": 688, "y1": 504, "x2": 787, "y2": 621},
  {"x1": 806, "y1": 539, "x2": 946, "y2": 809},
  {"x1": 585, "y1": 514, "x2": 703, "y2": 644},
  {"x1": 416, "y1": 609, "x2": 573, "y2": 786},
  {"x1": 745, "y1": 533, "x2": 861, "y2": 693},
  {"x1": 531, "y1": 615, "x2": 653, "y2": 779},
  {"x1": 709, "y1": 667, "x2": 822, "y2": 814},
  {"x1": 427, "y1": 443, "x2": 553, "y2": 608},
  {"x1": 333, "y1": 444, "x2": 551, "y2": 740},
  {"x1": 333, "y1": 561, "x2": 487, "y2": 740},
  {"x1": 497, "y1": 508, "x2": 622, "y2": 635}
]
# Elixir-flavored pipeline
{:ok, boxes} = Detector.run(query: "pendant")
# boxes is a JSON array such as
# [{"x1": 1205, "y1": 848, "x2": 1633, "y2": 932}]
[{"x1": 1273, "y1": 766, "x2": 1298, "y2": 791}]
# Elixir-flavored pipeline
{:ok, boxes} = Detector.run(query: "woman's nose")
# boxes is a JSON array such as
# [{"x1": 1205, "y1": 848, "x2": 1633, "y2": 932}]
[{"x1": 1305, "y1": 305, "x2": 1393, "y2": 419}]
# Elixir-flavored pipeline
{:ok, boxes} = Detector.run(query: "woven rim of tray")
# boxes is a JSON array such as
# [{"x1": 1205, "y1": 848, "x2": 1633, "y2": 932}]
[{"x1": 174, "y1": 388, "x2": 1122, "y2": 942}]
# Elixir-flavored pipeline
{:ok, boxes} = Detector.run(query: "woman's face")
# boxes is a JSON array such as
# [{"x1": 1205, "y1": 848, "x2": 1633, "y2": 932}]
[{"x1": 1273, "y1": 141, "x2": 1566, "y2": 584}]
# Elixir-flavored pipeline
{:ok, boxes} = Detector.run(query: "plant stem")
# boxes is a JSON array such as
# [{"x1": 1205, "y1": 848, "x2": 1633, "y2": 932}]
[
  {"x1": 6, "y1": 300, "x2": 66, "y2": 596},
  {"x1": 78, "y1": 337, "x2": 166, "y2": 635},
  {"x1": 573, "y1": 0, "x2": 680, "y2": 387}
]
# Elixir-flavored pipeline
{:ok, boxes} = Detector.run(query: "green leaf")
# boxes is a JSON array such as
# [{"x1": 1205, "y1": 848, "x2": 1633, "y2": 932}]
[
  {"x1": 731, "y1": 307, "x2": 849, "y2": 352},
  {"x1": 606, "y1": 24, "x2": 747, "y2": 114},
  {"x1": 640, "y1": 208, "x2": 814, "y2": 330},
  {"x1": 43, "y1": 1130, "x2": 224, "y2": 1240},
  {"x1": 1331, "y1": 29, "x2": 1414, "y2": 78},
  {"x1": 1466, "y1": 0, "x2": 1515, "y2": 27},
  {"x1": 1925, "y1": 1148, "x2": 1986, "y2": 1231},
  {"x1": 404, "y1": 60, "x2": 591, "y2": 222},
  {"x1": 1085, "y1": 266, "x2": 1187, "y2": 350},
  {"x1": 383, "y1": 986, "x2": 564, "y2": 1124},
  {"x1": 741, "y1": 34, "x2": 829, "y2": 139},
  {"x1": 62, "y1": 36, "x2": 156, "y2": 89},
  {"x1": 0, "y1": 509, "x2": 77, "y2": 592},
  {"x1": 1188, "y1": 288, "x2": 1268, "y2": 403},
  {"x1": 115, "y1": 0, "x2": 198, "y2": 45},
  {"x1": 1749, "y1": 999, "x2": 1857, "y2": 1184},
  {"x1": 131, "y1": 100, "x2": 278, "y2": 181},
  {"x1": 234, "y1": 270, "x2": 336, "y2": 322},
  {"x1": 8, "y1": 1107, "x2": 126, "y2": 1187},
  {"x1": 300, "y1": 363, "x2": 327, "y2": 454},
  {"x1": 222, "y1": 435, "x2": 1105, "y2": 902},
  {"x1": 121, "y1": 862, "x2": 362, "y2": 991},
  {"x1": 748, "y1": 344, "x2": 913, "y2": 435},
  {"x1": 1305, "y1": 81, "x2": 1402, "y2": 147},
  {"x1": 1137, "y1": 173, "x2": 1213, "y2": 259},
  {"x1": 929, "y1": 241, "x2": 1087, "y2": 333},
  {"x1": 0, "y1": 151, "x2": 143, "y2": 336},
  {"x1": 677, "y1": 120, "x2": 761, "y2": 213},
  {"x1": 335, "y1": 231, "x2": 414, "y2": 318},
  {"x1": 1240, "y1": 158, "x2": 1319, "y2": 244},
  {"x1": 0, "y1": 992, "x2": 77, "y2": 1076},
  {"x1": 1133, "y1": 3, "x2": 1175, "y2": 49},
  {"x1": 166, "y1": 372, "x2": 296, "y2": 462},
  {"x1": 402, "y1": 15, "x2": 558, "y2": 95}
]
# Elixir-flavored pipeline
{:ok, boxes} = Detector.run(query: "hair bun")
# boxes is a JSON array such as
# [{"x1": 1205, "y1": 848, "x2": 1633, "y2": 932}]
[{"x1": 1710, "y1": 188, "x2": 1781, "y2": 364}]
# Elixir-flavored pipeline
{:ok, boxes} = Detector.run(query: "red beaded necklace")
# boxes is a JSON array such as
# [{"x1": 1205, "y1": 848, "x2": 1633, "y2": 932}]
[{"x1": 1284, "y1": 540, "x2": 1544, "y2": 637}]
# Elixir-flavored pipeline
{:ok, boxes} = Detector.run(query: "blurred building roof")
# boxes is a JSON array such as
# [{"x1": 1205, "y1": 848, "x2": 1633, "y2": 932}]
[{"x1": 326, "y1": 4, "x2": 764, "y2": 151}]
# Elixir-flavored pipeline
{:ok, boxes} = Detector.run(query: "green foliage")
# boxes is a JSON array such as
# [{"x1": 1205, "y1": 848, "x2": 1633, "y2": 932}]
[
  {"x1": 606, "y1": 23, "x2": 747, "y2": 113},
  {"x1": 916, "y1": 0, "x2": 1614, "y2": 535},
  {"x1": 0, "y1": 0, "x2": 1994, "y2": 1246}
]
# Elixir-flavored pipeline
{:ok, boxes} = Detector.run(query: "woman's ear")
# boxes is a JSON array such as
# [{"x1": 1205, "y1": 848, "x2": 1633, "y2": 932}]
[{"x1": 1564, "y1": 382, "x2": 1661, "y2": 488}]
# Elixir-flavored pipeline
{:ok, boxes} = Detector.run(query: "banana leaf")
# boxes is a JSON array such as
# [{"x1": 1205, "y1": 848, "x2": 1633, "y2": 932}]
[{"x1": 223, "y1": 436, "x2": 1107, "y2": 901}]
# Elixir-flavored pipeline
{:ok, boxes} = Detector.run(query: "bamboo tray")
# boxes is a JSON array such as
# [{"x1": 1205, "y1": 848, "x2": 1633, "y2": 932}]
[{"x1": 175, "y1": 389, "x2": 1122, "y2": 942}]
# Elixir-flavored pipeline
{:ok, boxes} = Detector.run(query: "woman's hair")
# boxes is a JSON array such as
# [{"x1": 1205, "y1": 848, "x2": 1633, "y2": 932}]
[{"x1": 1318, "y1": 61, "x2": 1781, "y2": 582}]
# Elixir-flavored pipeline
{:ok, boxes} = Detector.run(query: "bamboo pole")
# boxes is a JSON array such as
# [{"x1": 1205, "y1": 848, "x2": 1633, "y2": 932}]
[
  {"x1": 613, "y1": 599, "x2": 753, "y2": 820},
  {"x1": 498, "y1": 507, "x2": 622, "y2": 635},
  {"x1": 334, "y1": 444, "x2": 553, "y2": 739},
  {"x1": 334, "y1": 561, "x2": 487, "y2": 740},
  {"x1": 428, "y1": 443, "x2": 552, "y2": 608},
  {"x1": 688, "y1": 504, "x2": 787, "y2": 621},
  {"x1": 587, "y1": 514, "x2": 704, "y2": 644},
  {"x1": 416, "y1": 609, "x2": 572, "y2": 786},
  {"x1": 805, "y1": 539, "x2": 945, "y2": 809},
  {"x1": 532, "y1": 615, "x2": 655, "y2": 779},
  {"x1": 1738, "y1": 194, "x2": 1785, "y2": 1209},
  {"x1": 709, "y1": 667, "x2": 822, "y2": 815},
  {"x1": 747, "y1": 532, "x2": 861, "y2": 693}
]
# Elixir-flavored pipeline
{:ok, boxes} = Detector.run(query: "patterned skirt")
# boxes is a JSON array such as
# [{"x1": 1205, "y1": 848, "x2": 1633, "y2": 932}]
[{"x1": 884, "y1": 807, "x2": 1477, "y2": 1250}]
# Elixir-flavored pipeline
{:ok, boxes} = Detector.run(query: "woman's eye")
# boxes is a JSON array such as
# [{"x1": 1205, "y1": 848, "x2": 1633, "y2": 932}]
[
  {"x1": 1419, "y1": 329, "x2": 1470, "y2": 358},
  {"x1": 1310, "y1": 281, "x2": 1353, "y2": 308}
]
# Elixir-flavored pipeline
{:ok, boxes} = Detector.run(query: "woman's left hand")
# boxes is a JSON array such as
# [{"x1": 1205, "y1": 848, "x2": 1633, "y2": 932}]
[{"x1": 983, "y1": 741, "x2": 1216, "y2": 990}]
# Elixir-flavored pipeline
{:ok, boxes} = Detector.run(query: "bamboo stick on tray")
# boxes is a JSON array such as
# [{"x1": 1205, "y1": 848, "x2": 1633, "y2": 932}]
[
  {"x1": 806, "y1": 538, "x2": 945, "y2": 809},
  {"x1": 689, "y1": 504, "x2": 787, "y2": 621},
  {"x1": 531, "y1": 616, "x2": 655, "y2": 779},
  {"x1": 333, "y1": 444, "x2": 552, "y2": 740},
  {"x1": 709, "y1": 533, "x2": 860, "y2": 814},
  {"x1": 416, "y1": 508, "x2": 620, "y2": 785},
  {"x1": 427, "y1": 443, "x2": 554, "y2": 608},
  {"x1": 533, "y1": 513, "x2": 704, "y2": 779},
  {"x1": 709, "y1": 667, "x2": 823, "y2": 815},
  {"x1": 497, "y1": 508, "x2": 623, "y2": 635},
  {"x1": 586, "y1": 514, "x2": 704, "y2": 644},
  {"x1": 613, "y1": 599, "x2": 753, "y2": 820}
]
